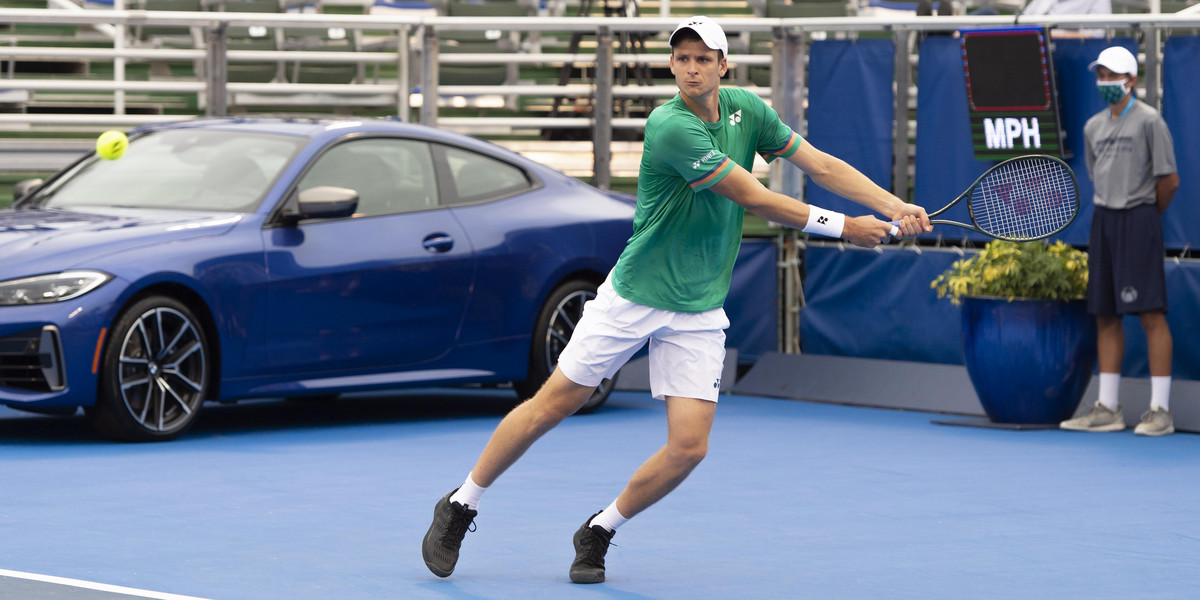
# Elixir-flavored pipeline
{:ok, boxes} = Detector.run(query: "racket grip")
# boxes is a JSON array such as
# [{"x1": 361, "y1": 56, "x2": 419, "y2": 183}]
[{"x1": 888, "y1": 221, "x2": 900, "y2": 237}]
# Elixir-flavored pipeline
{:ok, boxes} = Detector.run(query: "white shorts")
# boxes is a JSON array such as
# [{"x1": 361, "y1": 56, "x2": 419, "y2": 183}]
[{"x1": 556, "y1": 275, "x2": 729, "y2": 402}]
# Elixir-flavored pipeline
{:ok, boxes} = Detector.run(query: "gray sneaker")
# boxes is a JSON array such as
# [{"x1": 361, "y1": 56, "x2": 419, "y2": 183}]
[
  {"x1": 1134, "y1": 407, "x2": 1175, "y2": 436},
  {"x1": 1060, "y1": 402, "x2": 1126, "y2": 432}
]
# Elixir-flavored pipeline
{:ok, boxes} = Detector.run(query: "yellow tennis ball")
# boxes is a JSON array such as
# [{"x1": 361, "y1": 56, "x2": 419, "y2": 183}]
[{"x1": 96, "y1": 130, "x2": 128, "y2": 160}]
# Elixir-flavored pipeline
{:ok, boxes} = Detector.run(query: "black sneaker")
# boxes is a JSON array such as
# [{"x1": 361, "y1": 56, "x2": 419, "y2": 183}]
[
  {"x1": 569, "y1": 513, "x2": 615, "y2": 584},
  {"x1": 421, "y1": 489, "x2": 477, "y2": 577}
]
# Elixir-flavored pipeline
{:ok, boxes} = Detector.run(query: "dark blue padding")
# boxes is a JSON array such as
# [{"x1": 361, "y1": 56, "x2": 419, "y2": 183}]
[
  {"x1": 913, "y1": 35, "x2": 993, "y2": 245},
  {"x1": 803, "y1": 39, "x2": 895, "y2": 217},
  {"x1": 726, "y1": 238, "x2": 777, "y2": 363},
  {"x1": 1163, "y1": 35, "x2": 1200, "y2": 250},
  {"x1": 799, "y1": 243, "x2": 1200, "y2": 379},
  {"x1": 800, "y1": 244, "x2": 965, "y2": 365}
]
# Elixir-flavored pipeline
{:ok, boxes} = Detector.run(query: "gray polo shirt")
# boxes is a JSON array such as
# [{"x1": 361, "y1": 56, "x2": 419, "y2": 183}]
[{"x1": 1083, "y1": 99, "x2": 1176, "y2": 210}]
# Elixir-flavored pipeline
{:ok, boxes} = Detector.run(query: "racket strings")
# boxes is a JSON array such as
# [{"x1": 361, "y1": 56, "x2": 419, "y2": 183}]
[{"x1": 969, "y1": 157, "x2": 1077, "y2": 240}]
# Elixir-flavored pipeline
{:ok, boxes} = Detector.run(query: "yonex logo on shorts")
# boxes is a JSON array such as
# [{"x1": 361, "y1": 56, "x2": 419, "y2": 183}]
[
  {"x1": 1121, "y1": 286, "x2": 1138, "y2": 304},
  {"x1": 713, "y1": 378, "x2": 721, "y2": 388}
]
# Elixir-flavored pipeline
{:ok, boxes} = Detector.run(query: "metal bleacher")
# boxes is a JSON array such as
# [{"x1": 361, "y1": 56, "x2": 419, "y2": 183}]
[
  {"x1": 0, "y1": 0, "x2": 732, "y2": 189},
  {"x1": 2, "y1": 0, "x2": 1200, "y2": 204}
]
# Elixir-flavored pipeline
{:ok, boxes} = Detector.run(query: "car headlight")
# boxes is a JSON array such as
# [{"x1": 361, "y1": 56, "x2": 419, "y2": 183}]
[{"x1": 0, "y1": 271, "x2": 113, "y2": 305}]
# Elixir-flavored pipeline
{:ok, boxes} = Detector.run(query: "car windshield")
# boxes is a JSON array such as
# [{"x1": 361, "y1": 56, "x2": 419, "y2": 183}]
[{"x1": 24, "y1": 128, "x2": 306, "y2": 212}]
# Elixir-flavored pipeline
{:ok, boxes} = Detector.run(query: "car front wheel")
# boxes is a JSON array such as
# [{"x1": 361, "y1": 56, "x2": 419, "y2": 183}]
[
  {"x1": 514, "y1": 279, "x2": 616, "y2": 414},
  {"x1": 87, "y1": 296, "x2": 211, "y2": 442}
]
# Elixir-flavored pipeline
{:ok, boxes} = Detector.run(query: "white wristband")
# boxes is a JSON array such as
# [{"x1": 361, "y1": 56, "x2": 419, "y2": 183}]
[{"x1": 802, "y1": 205, "x2": 846, "y2": 238}]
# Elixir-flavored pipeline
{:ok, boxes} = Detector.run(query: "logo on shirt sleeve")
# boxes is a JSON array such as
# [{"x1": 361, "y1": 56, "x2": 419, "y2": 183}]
[{"x1": 692, "y1": 149, "x2": 716, "y2": 170}]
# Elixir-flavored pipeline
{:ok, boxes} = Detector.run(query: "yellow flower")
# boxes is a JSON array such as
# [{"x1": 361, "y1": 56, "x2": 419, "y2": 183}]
[{"x1": 932, "y1": 240, "x2": 1088, "y2": 302}]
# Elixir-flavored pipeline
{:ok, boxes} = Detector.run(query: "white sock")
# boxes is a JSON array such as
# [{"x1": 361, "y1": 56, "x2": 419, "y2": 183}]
[
  {"x1": 589, "y1": 500, "x2": 629, "y2": 533},
  {"x1": 1096, "y1": 372, "x2": 1120, "y2": 411},
  {"x1": 1151, "y1": 376, "x2": 1171, "y2": 412},
  {"x1": 448, "y1": 473, "x2": 487, "y2": 510}
]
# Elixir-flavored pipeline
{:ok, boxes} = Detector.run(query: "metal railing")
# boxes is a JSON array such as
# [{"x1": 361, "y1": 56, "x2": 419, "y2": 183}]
[{"x1": 3, "y1": 9, "x2": 1200, "y2": 189}]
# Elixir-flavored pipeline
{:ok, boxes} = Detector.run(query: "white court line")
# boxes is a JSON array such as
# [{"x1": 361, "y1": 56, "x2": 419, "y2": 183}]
[{"x1": 0, "y1": 569, "x2": 214, "y2": 600}]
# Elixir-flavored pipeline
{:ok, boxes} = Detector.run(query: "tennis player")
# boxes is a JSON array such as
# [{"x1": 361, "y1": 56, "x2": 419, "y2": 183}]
[{"x1": 422, "y1": 15, "x2": 931, "y2": 584}]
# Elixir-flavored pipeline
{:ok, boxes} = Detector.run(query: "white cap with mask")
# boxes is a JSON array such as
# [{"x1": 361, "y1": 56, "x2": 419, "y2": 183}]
[
  {"x1": 1088, "y1": 46, "x2": 1138, "y2": 76},
  {"x1": 668, "y1": 16, "x2": 729, "y2": 57},
  {"x1": 1090, "y1": 46, "x2": 1138, "y2": 106}
]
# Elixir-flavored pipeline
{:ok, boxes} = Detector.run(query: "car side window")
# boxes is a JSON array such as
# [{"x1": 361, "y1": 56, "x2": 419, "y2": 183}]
[
  {"x1": 442, "y1": 146, "x2": 533, "y2": 205},
  {"x1": 297, "y1": 138, "x2": 437, "y2": 217}
]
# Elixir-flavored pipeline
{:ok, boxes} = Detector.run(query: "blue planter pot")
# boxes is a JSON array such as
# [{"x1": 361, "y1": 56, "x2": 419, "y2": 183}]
[{"x1": 961, "y1": 297, "x2": 1097, "y2": 425}]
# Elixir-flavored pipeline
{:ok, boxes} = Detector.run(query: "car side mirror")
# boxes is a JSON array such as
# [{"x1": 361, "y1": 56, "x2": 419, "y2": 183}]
[
  {"x1": 13, "y1": 178, "x2": 44, "y2": 201},
  {"x1": 281, "y1": 186, "x2": 359, "y2": 224}
]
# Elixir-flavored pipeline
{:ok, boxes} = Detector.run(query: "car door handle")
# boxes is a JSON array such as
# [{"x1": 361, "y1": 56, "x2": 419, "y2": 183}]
[{"x1": 422, "y1": 233, "x2": 454, "y2": 253}]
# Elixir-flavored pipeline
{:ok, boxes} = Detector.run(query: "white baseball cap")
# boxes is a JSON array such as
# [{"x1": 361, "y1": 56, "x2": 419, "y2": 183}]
[
  {"x1": 669, "y1": 16, "x2": 729, "y2": 57},
  {"x1": 1089, "y1": 46, "x2": 1138, "y2": 76}
]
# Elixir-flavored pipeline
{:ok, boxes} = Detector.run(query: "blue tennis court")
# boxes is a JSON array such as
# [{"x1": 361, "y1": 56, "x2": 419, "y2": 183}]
[{"x1": 2, "y1": 388, "x2": 1198, "y2": 599}]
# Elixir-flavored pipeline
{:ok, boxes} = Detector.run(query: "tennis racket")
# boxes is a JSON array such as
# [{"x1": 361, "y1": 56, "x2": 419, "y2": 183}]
[{"x1": 896, "y1": 154, "x2": 1079, "y2": 241}]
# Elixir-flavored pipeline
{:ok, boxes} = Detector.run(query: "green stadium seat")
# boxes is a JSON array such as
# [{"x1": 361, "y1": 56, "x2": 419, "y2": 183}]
[{"x1": 439, "y1": 0, "x2": 529, "y2": 85}]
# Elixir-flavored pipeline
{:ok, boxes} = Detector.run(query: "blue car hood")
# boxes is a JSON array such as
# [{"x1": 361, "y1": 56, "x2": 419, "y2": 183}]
[{"x1": 0, "y1": 207, "x2": 243, "y2": 278}]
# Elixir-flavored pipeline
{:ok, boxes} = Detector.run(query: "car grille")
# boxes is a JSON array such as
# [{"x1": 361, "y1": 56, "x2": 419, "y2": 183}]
[{"x1": 0, "y1": 326, "x2": 66, "y2": 392}]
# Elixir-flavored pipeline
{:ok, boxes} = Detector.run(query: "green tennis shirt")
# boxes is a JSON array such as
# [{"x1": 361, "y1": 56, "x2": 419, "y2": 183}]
[{"x1": 611, "y1": 87, "x2": 801, "y2": 312}]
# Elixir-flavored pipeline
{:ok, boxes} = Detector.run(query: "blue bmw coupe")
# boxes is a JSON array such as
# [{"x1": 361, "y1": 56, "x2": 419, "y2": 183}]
[{"x1": 0, "y1": 117, "x2": 635, "y2": 441}]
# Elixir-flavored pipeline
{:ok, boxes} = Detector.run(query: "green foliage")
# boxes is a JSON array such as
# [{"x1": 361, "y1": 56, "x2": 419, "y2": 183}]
[
  {"x1": 931, "y1": 240, "x2": 1088, "y2": 304},
  {"x1": 1, "y1": 181, "x2": 16, "y2": 209}
]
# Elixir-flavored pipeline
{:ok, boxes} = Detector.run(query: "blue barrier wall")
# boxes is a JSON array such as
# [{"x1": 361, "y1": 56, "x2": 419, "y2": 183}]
[
  {"x1": 804, "y1": 38, "x2": 896, "y2": 216},
  {"x1": 800, "y1": 244, "x2": 963, "y2": 364},
  {"x1": 1162, "y1": 35, "x2": 1200, "y2": 249},
  {"x1": 800, "y1": 244, "x2": 1200, "y2": 380},
  {"x1": 913, "y1": 36, "x2": 997, "y2": 245},
  {"x1": 796, "y1": 35, "x2": 1200, "y2": 381},
  {"x1": 726, "y1": 238, "x2": 778, "y2": 363}
]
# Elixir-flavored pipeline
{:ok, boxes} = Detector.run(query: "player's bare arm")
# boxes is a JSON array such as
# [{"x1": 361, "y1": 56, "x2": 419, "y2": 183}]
[
  {"x1": 709, "y1": 163, "x2": 907, "y2": 248},
  {"x1": 788, "y1": 139, "x2": 932, "y2": 232}
]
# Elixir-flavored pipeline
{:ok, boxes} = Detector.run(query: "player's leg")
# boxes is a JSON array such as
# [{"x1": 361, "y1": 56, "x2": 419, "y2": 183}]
[
  {"x1": 1136, "y1": 310, "x2": 1174, "y2": 436},
  {"x1": 423, "y1": 372, "x2": 598, "y2": 578},
  {"x1": 424, "y1": 275, "x2": 648, "y2": 578},
  {"x1": 1065, "y1": 207, "x2": 1125, "y2": 431},
  {"x1": 1061, "y1": 314, "x2": 1129, "y2": 430},
  {"x1": 1132, "y1": 205, "x2": 1173, "y2": 384},
  {"x1": 613, "y1": 395, "x2": 717, "y2": 517},
  {"x1": 616, "y1": 313, "x2": 728, "y2": 517},
  {"x1": 1141, "y1": 311, "x2": 1172, "y2": 379},
  {"x1": 1129, "y1": 207, "x2": 1172, "y2": 380},
  {"x1": 570, "y1": 396, "x2": 716, "y2": 584},
  {"x1": 570, "y1": 309, "x2": 727, "y2": 584},
  {"x1": 472, "y1": 370, "x2": 597, "y2": 487},
  {"x1": 1097, "y1": 314, "x2": 1125, "y2": 374},
  {"x1": 1120, "y1": 206, "x2": 1173, "y2": 436},
  {"x1": 1090, "y1": 206, "x2": 1125, "y2": 378}
]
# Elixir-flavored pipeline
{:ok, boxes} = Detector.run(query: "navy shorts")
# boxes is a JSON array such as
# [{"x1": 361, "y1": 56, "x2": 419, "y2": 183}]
[{"x1": 1087, "y1": 204, "x2": 1167, "y2": 316}]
